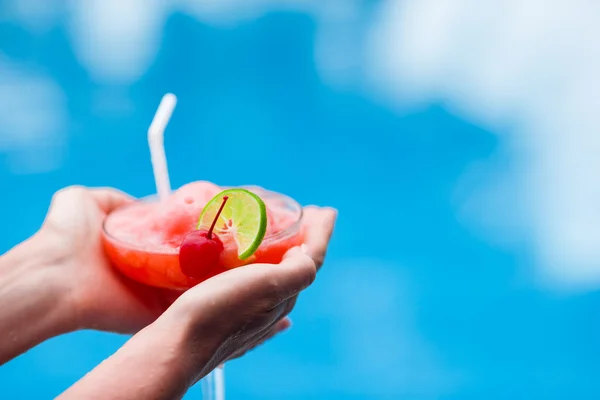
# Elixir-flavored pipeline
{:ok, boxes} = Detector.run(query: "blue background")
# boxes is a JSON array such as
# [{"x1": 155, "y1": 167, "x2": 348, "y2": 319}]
[{"x1": 2, "y1": 6, "x2": 600, "y2": 400}]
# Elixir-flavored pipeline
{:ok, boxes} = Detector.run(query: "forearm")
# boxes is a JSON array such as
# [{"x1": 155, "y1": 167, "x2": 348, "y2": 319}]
[
  {"x1": 0, "y1": 233, "x2": 76, "y2": 365},
  {"x1": 59, "y1": 319, "x2": 209, "y2": 400}
]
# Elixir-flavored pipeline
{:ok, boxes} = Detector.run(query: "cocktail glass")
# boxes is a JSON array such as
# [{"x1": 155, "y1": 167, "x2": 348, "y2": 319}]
[
  {"x1": 103, "y1": 93, "x2": 305, "y2": 399},
  {"x1": 101, "y1": 184, "x2": 303, "y2": 398},
  {"x1": 102, "y1": 186, "x2": 303, "y2": 290}
]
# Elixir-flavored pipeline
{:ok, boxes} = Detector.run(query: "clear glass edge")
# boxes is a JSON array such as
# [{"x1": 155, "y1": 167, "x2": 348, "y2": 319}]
[{"x1": 102, "y1": 186, "x2": 303, "y2": 254}]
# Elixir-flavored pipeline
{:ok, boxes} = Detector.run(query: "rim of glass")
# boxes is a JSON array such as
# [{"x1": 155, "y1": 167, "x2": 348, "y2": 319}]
[{"x1": 102, "y1": 186, "x2": 303, "y2": 252}]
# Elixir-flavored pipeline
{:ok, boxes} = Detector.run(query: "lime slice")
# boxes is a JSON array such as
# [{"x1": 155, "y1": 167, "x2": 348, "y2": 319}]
[{"x1": 197, "y1": 188, "x2": 267, "y2": 260}]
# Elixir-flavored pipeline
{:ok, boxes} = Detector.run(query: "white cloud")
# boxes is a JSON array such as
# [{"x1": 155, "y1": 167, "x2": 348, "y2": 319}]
[
  {"x1": 66, "y1": 0, "x2": 167, "y2": 85},
  {"x1": 367, "y1": 0, "x2": 600, "y2": 290},
  {"x1": 0, "y1": 56, "x2": 67, "y2": 174},
  {"x1": 62, "y1": 0, "x2": 322, "y2": 85},
  {"x1": 58, "y1": 0, "x2": 361, "y2": 85}
]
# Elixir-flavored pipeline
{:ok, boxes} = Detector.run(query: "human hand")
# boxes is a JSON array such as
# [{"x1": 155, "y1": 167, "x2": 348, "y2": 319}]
[
  {"x1": 59, "y1": 206, "x2": 337, "y2": 400},
  {"x1": 0, "y1": 186, "x2": 170, "y2": 364},
  {"x1": 160, "y1": 206, "x2": 337, "y2": 370},
  {"x1": 41, "y1": 187, "x2": 336, "y2": 340},
  {"x1": 39, "y1": 186, "x2": 180, "y2": 333}
]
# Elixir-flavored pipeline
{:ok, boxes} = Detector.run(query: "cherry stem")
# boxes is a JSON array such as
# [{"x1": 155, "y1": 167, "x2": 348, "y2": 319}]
[{"x1": 207, "y1": 196, "x2": 229, "y2": 239}]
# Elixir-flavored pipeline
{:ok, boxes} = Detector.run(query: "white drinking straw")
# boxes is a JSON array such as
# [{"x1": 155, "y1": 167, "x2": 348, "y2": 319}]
[
  {"x1": 201, "y1": 371, "x2": 214, "y2": 399},
  {"x1": 214, "y1": 366, "x2": 225, "y2": 400},
  {"x1": 147, "y1": 93, "x2": 226, "y2": 400},
  {"x1": 202, "y1": 366, "x2": 225, "y2": 400},
  {"x1": 148, "y1": 93, "x2": 177, "y2": 201}
]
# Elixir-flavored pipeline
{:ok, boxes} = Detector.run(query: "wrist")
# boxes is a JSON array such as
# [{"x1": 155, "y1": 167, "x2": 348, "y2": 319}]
[
  {"x1": 60, "y1": 318, "x2": 206, "y2": 400},
  {"x1": 31, "y1": 227, "x2": 82, "y2": 330},
  {"x1": 155, "y1": 309, "x2": 221, "y2": 379},
  {"x1": 163, "y1": 298, "x2": 233, "y2": 376},
  {"x1": 0, "y1": 231, "x2": 78, "y2": 363}
]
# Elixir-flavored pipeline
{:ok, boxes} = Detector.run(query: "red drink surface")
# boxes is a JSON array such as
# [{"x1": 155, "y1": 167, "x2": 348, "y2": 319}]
[{"x1": 102, "y1": 181, "x2": 303, "y2": 290}]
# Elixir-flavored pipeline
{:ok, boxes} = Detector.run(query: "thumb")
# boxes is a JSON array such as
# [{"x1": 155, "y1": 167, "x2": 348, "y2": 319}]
[{"x1": 89, "y1": 188, "x2": 135, "y2": 214}]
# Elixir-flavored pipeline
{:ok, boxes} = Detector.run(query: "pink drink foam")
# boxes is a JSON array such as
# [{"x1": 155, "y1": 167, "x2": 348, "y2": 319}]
[{"x1": 105, "y1": 181, "x2": 296, "y2": 254}]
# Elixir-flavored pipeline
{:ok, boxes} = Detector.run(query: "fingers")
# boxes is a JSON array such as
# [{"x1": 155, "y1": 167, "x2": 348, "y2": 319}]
[
  {"x1": 163, "y1": 248, "x2": 314, "y2": 373},
  {"x1": 88, "y1": 188, "x2": 135, "y2": 214},
  {"x1": 274, "y1": 317, "x2": 292, "y2": 332},
  {"x1": 50, "y1": 185, "x2": 134, "y2": 215},
  {"x1": 226, "y1": 317, "x2": 292, "y2": 361},
  {"x1": 215, "y1": 246, "x2": 316, "y2": 306},
  {"x1": 301, "y1": 206, "x2": 337, "y2": 270},
  {"x1": 273, "y1": 247, "x2": 318, "y2": 298},
  {"x1": 46, "y1": 186, "x2": 95, "y2": 228},
  {"x1": 172, "y1": 248, "x2": 314, "y2": 338},
  {"x1": 217, "y1": 247, "x2": 315, "y2": 310}
]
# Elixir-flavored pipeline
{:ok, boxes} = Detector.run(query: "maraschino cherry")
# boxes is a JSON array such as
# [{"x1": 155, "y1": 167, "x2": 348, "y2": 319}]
[{"x1": 179, "y1": 196, "x2": 229, "y2": 281}]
